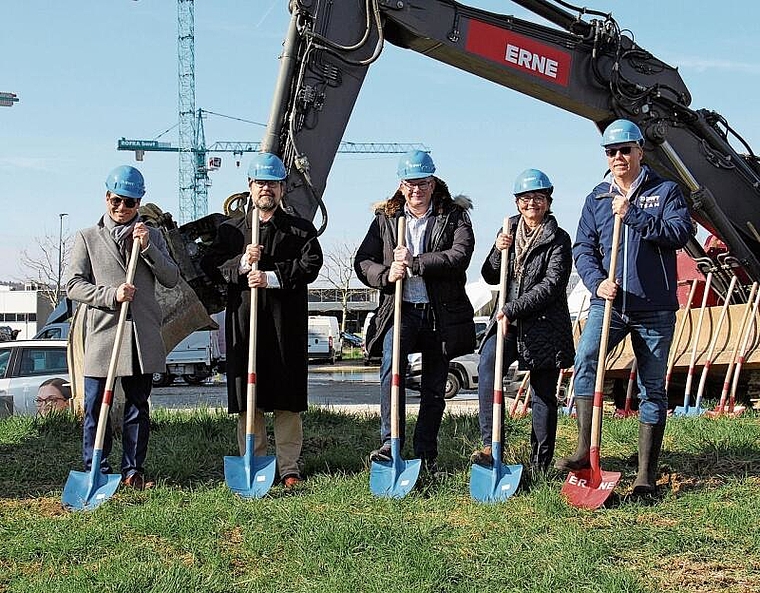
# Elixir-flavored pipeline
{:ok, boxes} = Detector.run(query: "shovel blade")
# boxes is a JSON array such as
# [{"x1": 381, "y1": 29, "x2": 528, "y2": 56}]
[
  {"x1": 672, "y1": 405, "x2": 691, "y2": 417},
  {"x1": 682, "y1": 406, "x2": 704, "y2": 417},
  {"x1": 62, "y1": 468, "x2": 121, "y2": 511},
  {"x1": 369, "y1": 458, "x2": 422, "y2": 498},
  {"x1": 224, "y1": 452, "x2": 277, "y2": 499},
  {"x1": 469, "y1": 461, "x2": 523, "y2": 503},
  {"x1": 561, "y1": 467, "x2": 621, "y2": 510}
]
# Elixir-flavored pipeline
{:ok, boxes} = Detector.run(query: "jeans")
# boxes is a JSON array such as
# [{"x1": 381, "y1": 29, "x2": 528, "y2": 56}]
[
  {"x1": 379, "y1": 305, "x2": 447, "y2": 459},
  {"x1": 83, "y1": 374, "x2": 153, "y2": 477},
  {"x1": 573, "y1": 305, "x2": 675, "y2": 425},
  {"x1": 477, "y1": 329, "x2": 559, "y2": 467}
]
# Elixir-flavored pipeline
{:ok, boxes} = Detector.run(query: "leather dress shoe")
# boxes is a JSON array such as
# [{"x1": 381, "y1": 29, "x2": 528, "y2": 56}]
[
  {"x1": 123, "y1": 472, "x2": 154, "y2": 490},
  {"x1": 282, "y1": 474, "x2": 303, "y2": 489}
]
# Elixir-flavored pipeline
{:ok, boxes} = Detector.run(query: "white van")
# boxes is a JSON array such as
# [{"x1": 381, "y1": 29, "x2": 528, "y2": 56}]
[{"x1": 307, "y1": 316, "x2": 342, "y2": 364}]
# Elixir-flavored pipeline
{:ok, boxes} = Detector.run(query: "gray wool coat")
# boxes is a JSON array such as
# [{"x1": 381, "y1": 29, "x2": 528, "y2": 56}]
[{"x1": 66, "y1": 216, "x2": 180, "y2": 377}]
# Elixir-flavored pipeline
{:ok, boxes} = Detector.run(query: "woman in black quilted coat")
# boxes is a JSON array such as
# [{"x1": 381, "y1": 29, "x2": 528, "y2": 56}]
[{"x1": 471, "y1": 169, "x2": 575, "y2": 473}]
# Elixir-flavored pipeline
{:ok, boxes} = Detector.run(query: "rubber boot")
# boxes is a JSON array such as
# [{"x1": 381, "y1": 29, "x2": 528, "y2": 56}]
[
  {"x1": 632, "y1": 422, "x2": 665, "y2": 495},
  {"x1": 554, "y1": 397, "x2": 593, "y2": 472}
]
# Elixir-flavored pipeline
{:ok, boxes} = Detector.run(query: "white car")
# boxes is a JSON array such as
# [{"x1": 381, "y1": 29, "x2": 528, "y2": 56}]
[
  {"x1": 0, "y1": 340, "x2": 71, "y2": 417},
  {"x1": 405, "y1": 316, "x2": 527, "y2": 399}
]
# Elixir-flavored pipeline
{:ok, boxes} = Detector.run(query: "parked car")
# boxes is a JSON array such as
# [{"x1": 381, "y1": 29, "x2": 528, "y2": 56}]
[
  {"x1": 406, "y1": 351, "x2": 528, "y2": 400},
  {"x1": 405, "y1": 316, "x2": 529, "y2": 399},
  {"x1": 341, "y1": 331, "x2": 363, "y2": 348},
  {"x1": 0, "y1": 339, "x2": 70, "y2": 416},
  {"x1": 33, "y1": 322, "x2": 71, "y2": 340},
  {"x1": 0, "y1": 326, "x2": 20, "y2": 342}
]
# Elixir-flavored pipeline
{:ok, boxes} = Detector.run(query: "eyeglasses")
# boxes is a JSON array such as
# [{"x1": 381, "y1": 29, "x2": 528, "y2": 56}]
[
  {"x1": 401, "y1": 179, "x2": 433, "y2": 190},
  {"x1": 517, "y1": 194, "x2": 547, "y2": 205},
  {"x1": 604, "y1": 146, "x2": 635, "y2": 157},
  {"x1": 252, "y1": 179, "x2": 281, "y2": 188},
  {"x1": 108, "y1": 196, "x2": 139, "y2": 208}
]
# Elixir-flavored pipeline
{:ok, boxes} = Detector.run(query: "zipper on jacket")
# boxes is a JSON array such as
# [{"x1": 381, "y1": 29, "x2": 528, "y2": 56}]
[
  {"x1": 622, "y1": 223, "x2": 628, "y2": 312},
  {"x1": 428, "y1": 210, "x2": 452, "y2": 252},
  {"x1": 658, "y1": 246, "x2": 669, "y2": 291}
]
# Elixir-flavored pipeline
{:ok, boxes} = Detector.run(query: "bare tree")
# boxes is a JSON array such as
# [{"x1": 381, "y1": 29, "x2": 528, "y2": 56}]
[
  {"x1": 18, "y1": 232, "x2": 71, "y2": 308},
  {"x1": 316, "y1": 241, "x2": 360, "y2": 334}
]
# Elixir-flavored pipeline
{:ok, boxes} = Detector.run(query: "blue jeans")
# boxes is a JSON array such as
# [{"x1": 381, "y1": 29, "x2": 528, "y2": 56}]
[
  {"x1": 477, "y1": 330, "x2": 559, "y2": 466},
  {"x1": 379, "y1": 305, "x2": 447, "y2": 459},
  {"x1": 573, "y1": 305, "x2": 675, "y2": 425},
  {"x1": 83, "y1": 374, "x2": 153, "y2": 477}
]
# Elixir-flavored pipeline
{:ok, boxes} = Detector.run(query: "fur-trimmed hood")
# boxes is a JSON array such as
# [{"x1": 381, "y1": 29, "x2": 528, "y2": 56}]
[{"x1": 371, "y1": 177, "x2": 473, "y2": 217}]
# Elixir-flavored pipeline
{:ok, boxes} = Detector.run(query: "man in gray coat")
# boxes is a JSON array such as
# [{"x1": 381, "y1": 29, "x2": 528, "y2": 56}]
[{"x1": 66, "y1": 165, "x2": 179, "y2": 490}]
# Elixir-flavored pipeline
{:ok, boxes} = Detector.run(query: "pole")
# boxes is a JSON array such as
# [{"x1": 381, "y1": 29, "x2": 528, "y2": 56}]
[{"x1": 57, "y1": 213, "x2": 68, "y2": 305}]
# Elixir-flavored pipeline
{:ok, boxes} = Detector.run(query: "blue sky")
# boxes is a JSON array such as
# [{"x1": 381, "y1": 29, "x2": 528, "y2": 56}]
[{"x1": 2, "y1": 1, "x2": 759, "y2": 284}]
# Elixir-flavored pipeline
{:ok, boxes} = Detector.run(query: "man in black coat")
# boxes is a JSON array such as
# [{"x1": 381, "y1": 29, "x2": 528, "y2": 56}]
[
  {"x1": 201, "y1": 153, "x2": 323, "y2": 489},
  {"x1": 355, "y1": 150, "x2": 475, "y2": 473}
]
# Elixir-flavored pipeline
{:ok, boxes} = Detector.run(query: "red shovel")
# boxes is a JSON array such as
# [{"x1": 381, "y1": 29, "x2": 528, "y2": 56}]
[{"x1": 561, "y1": 214, "x2": 622, "y2": 510}]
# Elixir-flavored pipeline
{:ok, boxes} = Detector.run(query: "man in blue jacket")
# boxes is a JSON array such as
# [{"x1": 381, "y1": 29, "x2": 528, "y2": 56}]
[{"x1": 555, "y1": 119, "x2": 692, "y2": 495}]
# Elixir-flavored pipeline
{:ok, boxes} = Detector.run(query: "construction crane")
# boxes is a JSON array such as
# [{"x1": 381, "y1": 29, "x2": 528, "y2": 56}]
[
  {"x1": 120, "y1": 1, "x2": 427, "y2": 225},
  {"x1": 118, "y1": 108, "x2": 429, "y2": 224}
]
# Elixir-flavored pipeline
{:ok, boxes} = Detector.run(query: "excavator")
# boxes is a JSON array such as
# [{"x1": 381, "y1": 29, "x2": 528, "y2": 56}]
[
  {"x1": 250, "y1": 0, "x2": 759, "y2": 296},
  {"x1": 227, "y1": 0, "x2": 758, "y2": 406}
]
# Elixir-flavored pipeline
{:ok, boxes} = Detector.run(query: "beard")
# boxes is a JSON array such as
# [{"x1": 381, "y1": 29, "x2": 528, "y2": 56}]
[{"x1": 254, "y1": 193, "x2": 278, "y2": 212}]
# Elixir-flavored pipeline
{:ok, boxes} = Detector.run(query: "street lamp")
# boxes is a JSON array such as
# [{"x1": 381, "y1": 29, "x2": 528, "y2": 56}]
[{"x1": 57, "y1": 213, "x2": 68, "y2": 305}]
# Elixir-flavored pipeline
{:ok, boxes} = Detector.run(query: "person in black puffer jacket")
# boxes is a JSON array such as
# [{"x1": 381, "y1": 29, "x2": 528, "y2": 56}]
[
  {"x1": 471, "y1": 169, "x2": 574, "y2": 473},
  {"x1": 355, "y1": 150, "x2": 475, "y2": 474}
]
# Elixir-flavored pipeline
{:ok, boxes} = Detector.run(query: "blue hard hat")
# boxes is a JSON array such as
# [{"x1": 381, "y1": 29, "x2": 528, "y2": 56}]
[
  {"x1": 601, "y1": 119, "x2": 644, "y2": 147},
  {"x1": 105, "y1": 165, "x2": 145, "y2": 199},
  {"x1": 247, "y1": 152, "x2": 287, "y2": 181},
  {"x1": 397, "y1": 150, "x2": 435, "y2": 180},
  {"x1": 513, "y1": 169, "x2": 553, "y2": 196}
]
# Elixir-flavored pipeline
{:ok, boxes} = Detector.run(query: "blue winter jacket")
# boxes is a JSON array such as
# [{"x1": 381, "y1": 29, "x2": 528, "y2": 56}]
[{"x1": 573, "y1": 166, "x2": 692, "y2": 312}]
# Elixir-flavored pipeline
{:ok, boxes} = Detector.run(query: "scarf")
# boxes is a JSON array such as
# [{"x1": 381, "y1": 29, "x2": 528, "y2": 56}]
[
  {"x1": 513, "y1": 216, "x2": 544, "y2": 283},
  {"x1": 105, "y1": 215, "x2": 139, "y2": 259}
]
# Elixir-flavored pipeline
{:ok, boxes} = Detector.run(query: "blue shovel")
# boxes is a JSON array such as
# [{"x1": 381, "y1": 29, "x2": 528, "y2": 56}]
[
  {"x1": 224, "y1": 209, "x2": 276, "y2": 498},
  {"x1": 470, "y1": 217, "x2": 523, "y2": 503},
  {"x1": 370, "y1": 217, "x2": 421, "y2": 498},
  {"x1": 62, "y1": 244, "x2": 141, "y2": 511}
]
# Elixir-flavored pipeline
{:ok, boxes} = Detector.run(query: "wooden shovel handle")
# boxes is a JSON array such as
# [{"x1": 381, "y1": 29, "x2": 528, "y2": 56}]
[
  {"x1": 93, "y1": 243, "x2": 142, "y2": 451},
  {"x1": 245, "y1": 211, "x2": 260, "y2": 436},
  {"x1": 491, "y1": 217, "x2": 510, "y2": 444},
  {"x1": 390, "y1": 217, "x2": 406, "y2": 440},
  {"x1": 590, "y1": 214, "x2": 622, "y2": 452}
]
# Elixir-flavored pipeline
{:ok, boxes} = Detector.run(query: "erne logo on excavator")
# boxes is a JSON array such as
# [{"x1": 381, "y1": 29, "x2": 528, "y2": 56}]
[{"x1": 465, "y1": 20, "x2": 571, "y2": 86}]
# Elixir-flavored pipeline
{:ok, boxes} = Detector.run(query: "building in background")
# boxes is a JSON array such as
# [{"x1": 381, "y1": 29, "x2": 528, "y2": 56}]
[{"x1": 0, "y1": 284, "x2": 54, "y2": 340}]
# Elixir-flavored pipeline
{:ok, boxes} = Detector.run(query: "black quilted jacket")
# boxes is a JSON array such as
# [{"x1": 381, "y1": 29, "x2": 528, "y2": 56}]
[{"x1": 479, "y1": 213, "x2": 575, "y2": 370}]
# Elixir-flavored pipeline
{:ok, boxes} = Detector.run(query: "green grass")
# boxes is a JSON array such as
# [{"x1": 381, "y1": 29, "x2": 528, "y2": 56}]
[{"x1": 1, "y1": 407, "x2": 759, "y2": 592}]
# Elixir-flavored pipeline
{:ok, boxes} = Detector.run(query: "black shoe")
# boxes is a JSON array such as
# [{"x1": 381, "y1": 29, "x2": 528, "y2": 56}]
[
  {"x1": 369, "y1": 444, "x2": 392, "y2": 463},
  {"x1": 422, "y1": 458, "x2": 439, "y2": 474}
]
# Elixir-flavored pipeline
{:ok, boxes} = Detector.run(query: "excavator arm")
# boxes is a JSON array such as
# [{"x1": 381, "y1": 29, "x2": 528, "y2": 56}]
[{"x1": 263, "y1": 0, "x2": 760, "y2": 298}]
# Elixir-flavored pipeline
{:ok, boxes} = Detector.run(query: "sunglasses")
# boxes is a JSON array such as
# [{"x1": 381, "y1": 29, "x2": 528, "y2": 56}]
[
  {"x1": 108, "y1": 196, "x2": 139, "y2": 208},
  {"x1": 604, "y1": 146, "x2": 635, "y2": 157}
]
